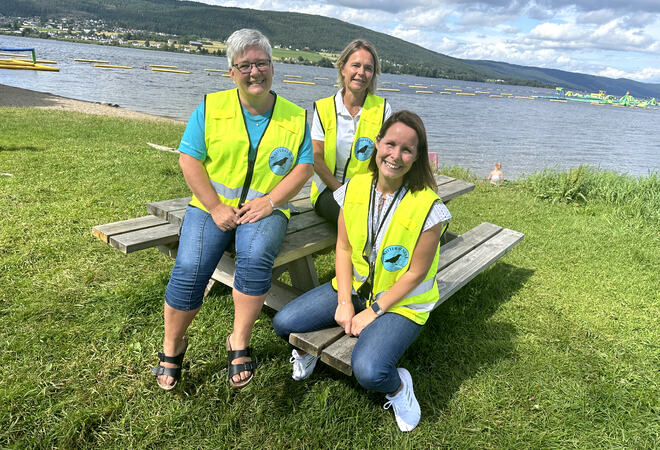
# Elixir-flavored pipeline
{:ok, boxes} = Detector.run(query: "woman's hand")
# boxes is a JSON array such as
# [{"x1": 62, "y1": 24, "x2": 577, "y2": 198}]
[
  {"x1": 237, "y1": 195, "x2": 274, "y2": 224},
  {"x1": 335, "y1": 302, "x2": 355, "y2": 335},
  {"x1": 350, "y1": 308, "x2": 378, "y2": 337},
  {"x1": 209, "y1": 203, "x2": 240, "y2": 231}
]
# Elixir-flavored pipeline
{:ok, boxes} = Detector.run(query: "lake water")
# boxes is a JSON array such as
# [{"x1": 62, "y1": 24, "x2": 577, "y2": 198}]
[{"x1": 2, "y1": 36, "x2": 659, "y2": 178}]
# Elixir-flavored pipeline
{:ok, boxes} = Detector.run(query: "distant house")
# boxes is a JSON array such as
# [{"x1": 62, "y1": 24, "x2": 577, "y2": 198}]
[{"x1": 189, "y1": 41, "x2": 203, "y2": 48}]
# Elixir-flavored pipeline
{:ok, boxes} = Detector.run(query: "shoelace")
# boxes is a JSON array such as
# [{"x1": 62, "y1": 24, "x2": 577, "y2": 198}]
[{"x1": 383, "y1": 384, "x2": 412, "y2": 411}]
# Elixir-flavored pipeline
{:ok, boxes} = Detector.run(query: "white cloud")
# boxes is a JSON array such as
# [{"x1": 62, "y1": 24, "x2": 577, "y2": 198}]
[
  {"x1": 193, "y1": 0, "x2": 660, "y2": 84},
  {"x1": 528, "y1": 22, "x2": 588, "y2": 41},
  {"x1": 599, "y1": 66, "x2": 660, "y2": 82},
  {"x1": 401, "y1": 7, "x2": 452, "y2": 28}
]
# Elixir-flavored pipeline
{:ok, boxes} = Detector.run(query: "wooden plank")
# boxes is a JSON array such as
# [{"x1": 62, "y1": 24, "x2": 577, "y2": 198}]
[
  {"x1": 164, "y1": 205, "x2": 323, "y2": 234},
  {"x1": 92, "y1": 215, "x2": 167, "y2": 243},
  {"x1": 433, "y1": 228, "x2": 524, "y2": 308},
  {"x1": 168, "y1": 208, "x2": 186, "y2": 227},
  {"x1": 273, "y1": 222, "x2": 336, "y2": 267},
  {"x1": 320, "y1": 335, "x2": 356, "y2": 376},
  {"x1": 437, "y1": 222, "x2": 501, "y2": 272},
  {"x1": 286, "y1": 211, "x2": 326, "y2": 234},
  {"x1": 146, "y1": 197, "x2": 191, "y2": 220},
  {"x1": 435, "y1": 174, "x2": 455, "y2": 185},
  {"x1": 108, "y1": 223, "x2": 180, "y2": 253},
  {"x1": 290, "y1": 327, "x2": 345, "y2": 357},
  {"x1": 287, "y1": 255, "x2": 320, "y2": 291},
  {"x1": 437, "y1": 179, "x2": 475, "y2": 202}
]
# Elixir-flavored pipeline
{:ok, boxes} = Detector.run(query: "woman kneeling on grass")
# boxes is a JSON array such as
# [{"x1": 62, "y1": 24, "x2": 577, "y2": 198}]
[
  {"x1": 152, "y1": 28, "x2": 313, "y2": 391},
  {"x1": 273, "y1": 110, "x2": 451, "y2": 431}
]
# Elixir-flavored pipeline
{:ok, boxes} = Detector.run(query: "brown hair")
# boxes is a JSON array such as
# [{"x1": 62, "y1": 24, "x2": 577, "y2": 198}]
[
  {"x1": 335, "y1": 39, "x2": 380, "y2": 94},
  {"x1": 368, "y1": 110, "x2": 437, "y2": 193}
]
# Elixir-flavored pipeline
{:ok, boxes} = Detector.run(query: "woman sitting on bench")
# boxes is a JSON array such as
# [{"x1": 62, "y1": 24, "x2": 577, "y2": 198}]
[
  {"x1": 152, "y1": 28, "x2": 313, "y2": 391},
  {"x1": 273, "y1": 110, "x2": 451, "y2": 432}
]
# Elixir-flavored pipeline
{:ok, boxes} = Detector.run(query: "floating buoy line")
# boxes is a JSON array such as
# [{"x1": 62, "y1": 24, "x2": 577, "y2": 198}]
[{"x1": 74, "y1": 58, "x2": 109, "y2": 63}]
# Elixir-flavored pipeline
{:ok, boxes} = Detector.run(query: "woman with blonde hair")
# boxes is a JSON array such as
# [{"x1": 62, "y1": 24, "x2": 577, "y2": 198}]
[{"x1": 309, "y1": 39, "x2": 391, "y2": 226}]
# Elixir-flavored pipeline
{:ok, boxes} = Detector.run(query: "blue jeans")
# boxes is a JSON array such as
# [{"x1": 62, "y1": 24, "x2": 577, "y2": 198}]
[
  {"x1": 164, "y1": 205, "x2": 288, "y2": 311},
  {"x1": 273, "y1": 282, "x2": 422, "y2": 393}
]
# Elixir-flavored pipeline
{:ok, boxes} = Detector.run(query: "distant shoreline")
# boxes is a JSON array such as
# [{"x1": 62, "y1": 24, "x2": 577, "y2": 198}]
[{"x1": 0, "y1": 83, "x2": 182, "y2": 123}]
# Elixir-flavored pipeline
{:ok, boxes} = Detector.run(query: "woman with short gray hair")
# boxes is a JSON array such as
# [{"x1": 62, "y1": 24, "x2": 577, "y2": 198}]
[{"x1": 152, "y1": 28, "x2": 314, "y2": 391}]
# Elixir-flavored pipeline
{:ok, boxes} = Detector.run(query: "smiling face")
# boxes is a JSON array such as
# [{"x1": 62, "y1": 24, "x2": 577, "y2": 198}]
[
  {"x1": 229, "y1": 45, "x2": 273, "y2": 102},
  {"x1": 375, "y1": 121, "x2": 419, "y2": 186},
  {"x1": 340, "y1": 48, "x2": 374, "y2": 96}
]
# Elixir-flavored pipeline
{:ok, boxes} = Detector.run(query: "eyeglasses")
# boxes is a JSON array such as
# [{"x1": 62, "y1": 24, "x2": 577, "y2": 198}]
[{"x1": 232, "y1": 59, "x2": 271, "y2": 74}]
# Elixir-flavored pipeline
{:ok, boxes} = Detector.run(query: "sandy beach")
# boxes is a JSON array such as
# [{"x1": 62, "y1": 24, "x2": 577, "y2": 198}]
[{"x1": 0, "y1": 83, "x2": 182, "y2": 123}]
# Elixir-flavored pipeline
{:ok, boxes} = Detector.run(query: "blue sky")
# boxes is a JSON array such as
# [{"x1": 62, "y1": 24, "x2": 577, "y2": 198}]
[{"x1": 199, "y1": 0, "x2": 660, "y2": 84}]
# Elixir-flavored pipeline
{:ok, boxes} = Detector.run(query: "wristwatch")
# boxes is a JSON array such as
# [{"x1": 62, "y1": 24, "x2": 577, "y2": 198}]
[{"x1": 370, "y1": 301, "x2": 384, "y2": 316}]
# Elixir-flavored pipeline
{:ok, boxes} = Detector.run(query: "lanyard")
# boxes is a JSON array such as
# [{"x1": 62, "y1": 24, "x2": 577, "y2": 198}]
[{"x1": 359, "y1": 182, "x2": 404, "y2": 302}]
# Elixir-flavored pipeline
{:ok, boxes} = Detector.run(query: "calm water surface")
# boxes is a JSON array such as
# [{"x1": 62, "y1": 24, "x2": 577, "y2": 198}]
[{"x1": 2, "y1": 36, "x2": 658, "y2": 178}]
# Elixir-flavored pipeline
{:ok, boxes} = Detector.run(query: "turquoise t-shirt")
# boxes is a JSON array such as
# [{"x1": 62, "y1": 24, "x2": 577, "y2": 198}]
[{"x1": 178, "y1": 102, "x2": 313, "y2": 165}]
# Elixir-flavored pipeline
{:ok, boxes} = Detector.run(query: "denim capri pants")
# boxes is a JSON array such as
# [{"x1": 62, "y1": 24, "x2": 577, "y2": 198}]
[{"x1": 164, "y1": 205, "x2": 288, "y2": 311}]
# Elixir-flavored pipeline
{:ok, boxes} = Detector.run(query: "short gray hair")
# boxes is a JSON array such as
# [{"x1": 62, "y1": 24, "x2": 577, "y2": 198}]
[
  {"x1": 336, "y1": 39, "x2": 380, "y2": 95},
  {"x1": 226, "y1": 29, "x2": 272, "y2": 67}
]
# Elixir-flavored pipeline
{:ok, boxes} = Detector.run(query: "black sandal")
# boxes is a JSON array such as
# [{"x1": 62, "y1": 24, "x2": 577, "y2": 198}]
[
  {"x1": 226, "y1": 335, "x2": 257, "y2": 389},
  {"x1": 151, "y1": 336, "x2": 188, "y2": 391}
]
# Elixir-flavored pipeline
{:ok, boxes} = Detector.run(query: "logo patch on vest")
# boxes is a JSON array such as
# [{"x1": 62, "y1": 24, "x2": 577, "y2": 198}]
[
  {"x1": 269, "y1": 147, "x2": 294, "y2": 175},
  {"x1": 381, "y1": 245, "x2": 409, "y2": 272},
  {"x1": 354, "y1": 137, "x2": 374, "y2": 161}
]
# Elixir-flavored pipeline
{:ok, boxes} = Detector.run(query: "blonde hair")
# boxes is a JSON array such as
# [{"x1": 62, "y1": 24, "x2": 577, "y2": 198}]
[{"x1": 335, "y1": 39, "x2": 380, "y2": 94}]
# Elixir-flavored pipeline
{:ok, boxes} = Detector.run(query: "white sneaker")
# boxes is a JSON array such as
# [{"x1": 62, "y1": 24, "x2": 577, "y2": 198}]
[
  {"x1": 383, "y1": 368, "x2": 421, "y2": 432},
  {"x1": 289, "y1": 349, "x2": 319, "y2": 381}
]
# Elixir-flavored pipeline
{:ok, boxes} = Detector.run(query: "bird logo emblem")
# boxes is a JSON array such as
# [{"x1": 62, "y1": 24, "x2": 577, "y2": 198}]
[
  {"x1": 269, "y1": 147, "x2": 294, "y2": 175},
  {"x1": 381, "y1": 245, "x2": 409, "y2": 271},
  {"x1": 354, "y1": 137, "x2": 374, "y2": 161}
]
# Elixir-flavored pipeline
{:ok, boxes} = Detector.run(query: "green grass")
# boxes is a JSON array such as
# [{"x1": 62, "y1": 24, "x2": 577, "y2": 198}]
[
  {"x1": 272, "y1": 48, "x2": 325, "y2": 63},
  {"x1": 1, "y1": 108, "x2": 659, "y2": 448}
]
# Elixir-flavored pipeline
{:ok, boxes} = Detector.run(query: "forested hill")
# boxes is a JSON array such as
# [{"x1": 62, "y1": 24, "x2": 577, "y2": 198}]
[
  {"x1": 4, "y1": 0, "x2": 660, "y2": 96},
  {"x1": 471, "y1": 60, "x2": 660, "y2": 99},
  {"x1": 3, "y1": 0, "x2": 507, "y2": 82}
]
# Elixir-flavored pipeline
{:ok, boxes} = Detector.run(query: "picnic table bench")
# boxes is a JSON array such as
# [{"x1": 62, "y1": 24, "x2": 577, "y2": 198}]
[{"x1": 93, "y1": 174, "x2": 523, "y2": 375}]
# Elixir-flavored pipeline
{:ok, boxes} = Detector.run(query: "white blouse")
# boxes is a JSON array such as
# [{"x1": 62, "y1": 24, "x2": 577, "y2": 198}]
[
  {"x1": 333, "y1": 183, "x2": 451, "y2": 252},
  {"x1": 311, "y1": 90, "x2": 392, "y2": 189}
]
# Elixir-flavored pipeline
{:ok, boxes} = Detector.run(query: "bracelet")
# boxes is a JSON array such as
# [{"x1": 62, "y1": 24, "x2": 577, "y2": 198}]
[{"x1": 267, "y1": 194, "x2": 275, "y2": 209}]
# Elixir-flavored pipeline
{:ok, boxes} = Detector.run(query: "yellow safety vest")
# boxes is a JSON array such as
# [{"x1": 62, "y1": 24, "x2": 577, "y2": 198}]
[
  {"x1": 332, "y1": 173, "x2": 443, "y2": 325},
  {"x1": 310, "y1": 93, "x2": 386, "y2": 205},
  {"x1": 190, "y1": 89, "x2": 307, "y2": 218}
]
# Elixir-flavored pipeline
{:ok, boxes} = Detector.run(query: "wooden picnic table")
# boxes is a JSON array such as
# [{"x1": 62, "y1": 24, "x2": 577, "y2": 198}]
[
  {"x1": 93, "y1": 174, "x2": 475, "y2": 297},
  {"x1": 93, "y1": 174, "x2": 523, "y2": 375}
]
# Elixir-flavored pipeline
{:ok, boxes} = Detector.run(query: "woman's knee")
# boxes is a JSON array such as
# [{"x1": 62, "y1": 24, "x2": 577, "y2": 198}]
[
  {"x1": 272, "y1": 312, "x2": 292, "y2": 340},
  {"x1": 351, "y1": 353, "x2": 390, "y2": 391}
]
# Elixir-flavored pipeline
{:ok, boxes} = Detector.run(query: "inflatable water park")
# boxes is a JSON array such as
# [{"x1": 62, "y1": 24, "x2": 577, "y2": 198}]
[
  {"x1": 2, "y1": 47, "x2": 657, "y2": 111},
  {"x1": 535, "y1": 87, "x2": 657, "y2": 108}
]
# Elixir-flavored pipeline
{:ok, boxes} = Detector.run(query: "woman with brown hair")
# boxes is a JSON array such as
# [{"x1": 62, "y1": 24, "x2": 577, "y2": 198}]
[{"x1": 274, "y1": 111, "x2": 451, "y2": 432}]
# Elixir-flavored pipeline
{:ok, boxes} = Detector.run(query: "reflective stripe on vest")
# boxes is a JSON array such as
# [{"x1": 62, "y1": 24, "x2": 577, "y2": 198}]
[
  {"x1": 310, "y1": 93, "x2": 386, "y2": 205},
  {"x1": 332, "y1": 173, "x2": 441, "y2": 325},
  {"x1": 190, "y1": 88, "x2": 306, "y2": 218}
]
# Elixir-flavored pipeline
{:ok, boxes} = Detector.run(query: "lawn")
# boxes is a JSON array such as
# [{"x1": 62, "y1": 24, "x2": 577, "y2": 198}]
[{"x1": 0, "y1": 108, "x2": 658, "y2": 448}]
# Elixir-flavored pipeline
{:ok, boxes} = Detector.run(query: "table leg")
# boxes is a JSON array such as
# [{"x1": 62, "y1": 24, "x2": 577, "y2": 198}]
[{"x1": 287, "y1": 255, "x2": 320, "y2": 292}]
